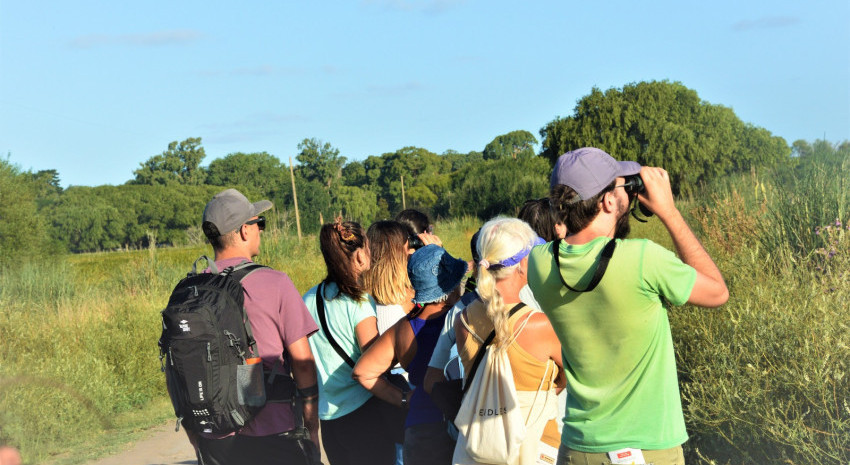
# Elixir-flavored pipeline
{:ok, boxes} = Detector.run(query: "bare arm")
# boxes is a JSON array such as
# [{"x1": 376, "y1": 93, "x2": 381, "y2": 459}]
[
  {"x1": 352, "y1": 322, "x2": 409, "y2": 408},
  {"x1": 354, "y1": 316, "x2": 380, "y2": 351},
  {"x1": 423, "y1": 367, "x2": 447, "y2": 395},
  {"x1": 515, "y1": 313, "x2": 566, "y2": 393},
  {"x1": 545, "y1": 321, "x2": 566, "y2": 393},
  {"x1": 637, "y1": 166, "x2": 729, "y2": 308},
  {"x1": 287, "y1": 336, "x2": 319, "y2": 446},
  {"x1": 453, "y1": 310, "x2": 470, "y2": 373}
]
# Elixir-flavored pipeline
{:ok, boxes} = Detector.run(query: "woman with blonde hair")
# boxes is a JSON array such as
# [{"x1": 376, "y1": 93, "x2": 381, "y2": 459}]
[
  {"x1": 455, "y1": 217, "x2": 565, "y2": 465},
  {"x1": 363, "y1": 220, "x2": 416, "y2": 334},
  {"x1": 354, "y1": 245, "x2": 469, "y2": 465},
  {"x1": 362, "y1": 220, "x2": 417, "y2": 465}
]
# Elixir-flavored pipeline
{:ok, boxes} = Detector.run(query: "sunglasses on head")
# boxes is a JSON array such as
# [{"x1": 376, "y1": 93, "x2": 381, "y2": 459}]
[{"x1": 245, "y1": 216, "x2": 266, "y2": 231}]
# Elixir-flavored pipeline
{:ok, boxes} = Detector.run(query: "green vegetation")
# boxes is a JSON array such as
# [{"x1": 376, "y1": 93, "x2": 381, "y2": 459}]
[
  {"x1": 673, "y1": 140, "x2": 850, "y2": 464},
  {"x1": 1, "y1": 81, "x2": 848, "y2": 463},
  {"x1": 539, "y1": 80, "x2": 791, "y2": 196},
  {"x1": 2, "y1": 80, "x2": 797, "y2": 255}
]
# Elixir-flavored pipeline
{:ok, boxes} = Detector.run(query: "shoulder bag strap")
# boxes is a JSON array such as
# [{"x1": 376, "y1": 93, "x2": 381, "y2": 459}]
[
  {"x1": 223, "y1": 262, "x2": 268, "y2": 357},
  {"x1": 461, "y1": 302, "x2": 526, "y2": 396},
  {"x1": 553, "y1": 238, "x2": 616, "y2": 293},
  {"x1": 315, "y1": 282, "x2": 357, "y2": 368}
]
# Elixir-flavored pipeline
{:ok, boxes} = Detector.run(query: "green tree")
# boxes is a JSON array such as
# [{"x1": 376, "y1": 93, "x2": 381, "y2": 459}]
[
  {"x1": 0, "y1": 158, "x2": 57, "y2": 262},
  {"x1": 441, "y1": 157, "x2": 550, "y2": 219},
  {"x1": 278, "y1": 177, "x2": 333, "y2": 233},
  {"x1": 26, "y1": 169, "x2": 63, "y2": 208},
  {"x1": 483, "y1": 130, "x2": 538, "y2": 160},
  {"x1": 296, "y1": 138, "x2": 346, "y2": 191},
  {"x1": 132, "y1": 137, "x2": 207, "y2": 185},
  {"x1": 331, "y1": 185, "x2": 381, "y2": 224},
  {"x1": 377, "y1": 146, "x2": 451, "y2": 214},
  {"x1": 791, "y1": 139, "x2": 813, "y2": 158},
  {"x1": 206, "y1": 151, "x2": 288, "y2": 198},
  {"x1": 442, "y1": 149, "x2": 484, "y2": 171},
  {"x1": 539, "y1": 81, "x2": 790, "y2": 195},
  {"x1": 341, "y1": 160, "x2": 367, "y2": 187},
  {"x1": 42, "y1": 184, "x2": 221, "y2": 252}
]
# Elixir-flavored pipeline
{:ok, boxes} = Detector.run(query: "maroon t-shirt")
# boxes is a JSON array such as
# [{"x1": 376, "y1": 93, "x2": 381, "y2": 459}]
[{"x1": 205, "y1": 257, "x2": 318, "y2": 437}]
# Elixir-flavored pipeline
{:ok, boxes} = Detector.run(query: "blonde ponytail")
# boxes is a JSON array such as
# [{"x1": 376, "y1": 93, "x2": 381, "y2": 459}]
[{"x1": 475, "y1": 217, "x2": 537, "y2": 351}]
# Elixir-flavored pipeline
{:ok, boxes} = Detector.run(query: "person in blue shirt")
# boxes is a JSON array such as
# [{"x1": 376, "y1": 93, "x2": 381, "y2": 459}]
[{"x1": 303, "y1": 218, "x2": 397, "y2": 465}]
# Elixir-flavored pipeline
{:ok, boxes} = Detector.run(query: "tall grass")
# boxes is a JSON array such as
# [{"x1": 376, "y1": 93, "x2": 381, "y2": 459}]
[{"x1": 675, "y1": 147, "x2": 850, "y2": 464}]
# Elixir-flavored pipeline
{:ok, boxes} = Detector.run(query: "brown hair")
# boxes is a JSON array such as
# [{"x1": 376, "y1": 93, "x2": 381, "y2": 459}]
[
  {"x1": 395, "y1": 209, "x2": 431, "y2": 234},
  {"x1": 319, "y1": 218, "x2": 368, "y2": 300},
  {"x1": 550, "y1": 181, "x2": 615, "y2": 233},
  {"x1": 517, "y1": 197, "x2": 562, "y2": 242},
  {"x1": 362, "y1": 221, "x2": 412, "y2": 306}
]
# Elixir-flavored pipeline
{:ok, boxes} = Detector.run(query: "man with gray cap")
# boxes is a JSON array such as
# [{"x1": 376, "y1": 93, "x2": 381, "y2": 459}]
[
  {"x1": 527, "y1": 148, "x2": 728, "y2": 464},
  {"x1": 196, "y1": 188, "x2": 320, "y2": 465}
]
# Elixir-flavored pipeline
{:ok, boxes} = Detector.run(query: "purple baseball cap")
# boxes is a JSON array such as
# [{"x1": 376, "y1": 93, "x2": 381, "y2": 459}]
[{"x1": 550, "y1": 147, "x2": 641, "y2": 200}]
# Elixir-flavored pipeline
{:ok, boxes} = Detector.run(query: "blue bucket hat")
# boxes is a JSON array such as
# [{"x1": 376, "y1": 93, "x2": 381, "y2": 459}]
[{"x1": 408, "y1": 244, "x2": 468, "y2": 304}]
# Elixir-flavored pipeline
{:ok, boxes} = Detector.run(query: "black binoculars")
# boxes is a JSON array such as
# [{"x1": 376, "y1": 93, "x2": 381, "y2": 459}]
[
  {"x1": 621, "y1": 174, "x2": 645, "y2": 195},
  {"x1": 621, "y1": 174, "x2": 654, "y2": 220},
  {"x1": 408, "y1": 234, "x2": 425, "y2": 250}
]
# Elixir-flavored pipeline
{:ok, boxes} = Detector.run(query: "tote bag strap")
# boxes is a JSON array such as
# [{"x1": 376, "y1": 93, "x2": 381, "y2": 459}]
[
  {"x1": 461, "y1": 302, "x2": 526, "y2": 396},
  {"x1": 315, "y1": 282, "x2": 357, "y2": 369}
]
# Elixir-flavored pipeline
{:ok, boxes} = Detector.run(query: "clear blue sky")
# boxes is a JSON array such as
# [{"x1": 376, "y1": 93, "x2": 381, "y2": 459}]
[{"x1": 2, "y1": 1, "x2": 848, "y2": 188}]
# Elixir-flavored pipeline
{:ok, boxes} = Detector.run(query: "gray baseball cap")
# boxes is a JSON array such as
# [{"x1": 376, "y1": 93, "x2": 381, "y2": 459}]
[
  {"x1": 550, "y1": 147, "x2": 641, "y2": 200},
  {"x1": 202, "y1": 188, "x2": 273, "y2": 237}
]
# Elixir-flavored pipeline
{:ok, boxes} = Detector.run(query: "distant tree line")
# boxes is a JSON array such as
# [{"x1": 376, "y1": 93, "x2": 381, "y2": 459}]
[{"x1": 3, "y1": 80, "x2": 828, "y2": 258}]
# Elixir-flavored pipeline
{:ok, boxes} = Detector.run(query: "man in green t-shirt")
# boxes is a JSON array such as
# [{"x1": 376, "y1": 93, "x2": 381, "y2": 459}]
[{"x1": 527, "y1": 148, "x2": 728, "y2": 465}]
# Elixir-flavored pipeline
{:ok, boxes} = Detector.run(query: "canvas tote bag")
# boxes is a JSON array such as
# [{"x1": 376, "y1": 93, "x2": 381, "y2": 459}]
[{"x1": 452, "y1": 310, "x2": 535, "y2": 465}]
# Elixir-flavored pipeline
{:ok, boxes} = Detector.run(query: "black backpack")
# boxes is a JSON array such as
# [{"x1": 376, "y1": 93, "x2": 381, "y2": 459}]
[{"x1": 159, "y1": 256, "x2": 270, "y2": 434}]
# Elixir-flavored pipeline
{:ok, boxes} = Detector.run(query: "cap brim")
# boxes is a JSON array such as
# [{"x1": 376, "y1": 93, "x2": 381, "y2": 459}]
[
  {"x1": 252, "y1": 200, "x2": 273, "y2": 216},
  {"x1": 617, "y1": 161, "x2": 642, "y2": 177}
]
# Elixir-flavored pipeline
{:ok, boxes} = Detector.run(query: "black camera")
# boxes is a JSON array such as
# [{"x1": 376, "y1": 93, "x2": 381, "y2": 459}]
[{"x1": 408, "y1": 234, "x2": 425, "y2": 250}]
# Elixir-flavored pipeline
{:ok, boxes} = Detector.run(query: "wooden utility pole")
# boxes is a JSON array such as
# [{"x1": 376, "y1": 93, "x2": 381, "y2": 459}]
[
  {"x1": 401, "y1": 175, "x2": 406, "y2": 210},
  {"x1": 289, "y1": 157, "x2": 302, "y2": 240}
]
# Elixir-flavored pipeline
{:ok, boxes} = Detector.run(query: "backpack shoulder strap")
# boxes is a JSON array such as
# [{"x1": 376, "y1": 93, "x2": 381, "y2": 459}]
[
  {"x1": 315, "y1": 282, "x2": 357, "y2": 368},
  {"x1": 221, "y1": 261, "x2": 269, "y2": 359},
  {"x1": 224, "y1": 261, "x2": 268, "y2": 282},
  {"x1": 462, "y1": 302, "x2": 525, "y2": 396},
  {"x1": 191, "y1": 255, "x2": 218, "y2": 275}
]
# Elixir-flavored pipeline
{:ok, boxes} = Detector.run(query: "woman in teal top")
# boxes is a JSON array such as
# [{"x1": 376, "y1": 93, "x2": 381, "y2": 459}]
[{"x1": 303, "y1": 219, "x2": 396, "y2": 465}]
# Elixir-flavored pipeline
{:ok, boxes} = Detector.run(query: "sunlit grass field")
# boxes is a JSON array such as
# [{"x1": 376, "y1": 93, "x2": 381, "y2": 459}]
[
  {"x1": 0, "y1": 216, "x2": 482, "y2": 465},
  {"x1": 1, "y1": 163, "x2": 848, "y2": 464}
]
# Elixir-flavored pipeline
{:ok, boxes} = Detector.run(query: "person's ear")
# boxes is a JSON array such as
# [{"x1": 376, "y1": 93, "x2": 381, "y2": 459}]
[
  {"x1": 601, "y1": 191, "x2": 617, "y2": 214},
  {"x1": 354, "y1": 247, "x2": 369, "y2": 271},
  {"x1": 238, "y1": 224, "x2": 250, "y2": 241},
  {"x1": 554, "y1": 222, "x2": 567, "y2": 239}
]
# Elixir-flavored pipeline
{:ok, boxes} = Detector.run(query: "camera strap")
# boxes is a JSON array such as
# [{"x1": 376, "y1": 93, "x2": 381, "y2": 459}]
[{"x1": 553, "y1": 238, "x2": 616, "y2": 293}]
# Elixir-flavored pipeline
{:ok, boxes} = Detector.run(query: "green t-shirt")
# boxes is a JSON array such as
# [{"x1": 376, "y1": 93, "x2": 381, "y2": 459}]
[
  {"x1": 527, "y1": 237, "x2": 696, "y2": 452},
  {"x1": 304, "y1": 281, "x2": 376, "y2": 420}
]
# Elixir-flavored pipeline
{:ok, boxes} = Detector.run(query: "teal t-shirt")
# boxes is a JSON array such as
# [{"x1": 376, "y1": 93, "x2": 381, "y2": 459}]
[
  {"x1": 527, "y1": 237, "x2": 697, "y2": 452},
  {"x1": 303, "y1": 281, "x2": 376, "y2": 420}
]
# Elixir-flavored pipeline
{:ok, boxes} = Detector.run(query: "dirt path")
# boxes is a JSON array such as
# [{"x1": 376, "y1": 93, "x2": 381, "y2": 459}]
[
  {"x1": 84, "y1": 422, "x2": 330, "y2": 465},
  {"x1": 85, "y1": 421, "x2": 198, "y2": 465}
]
